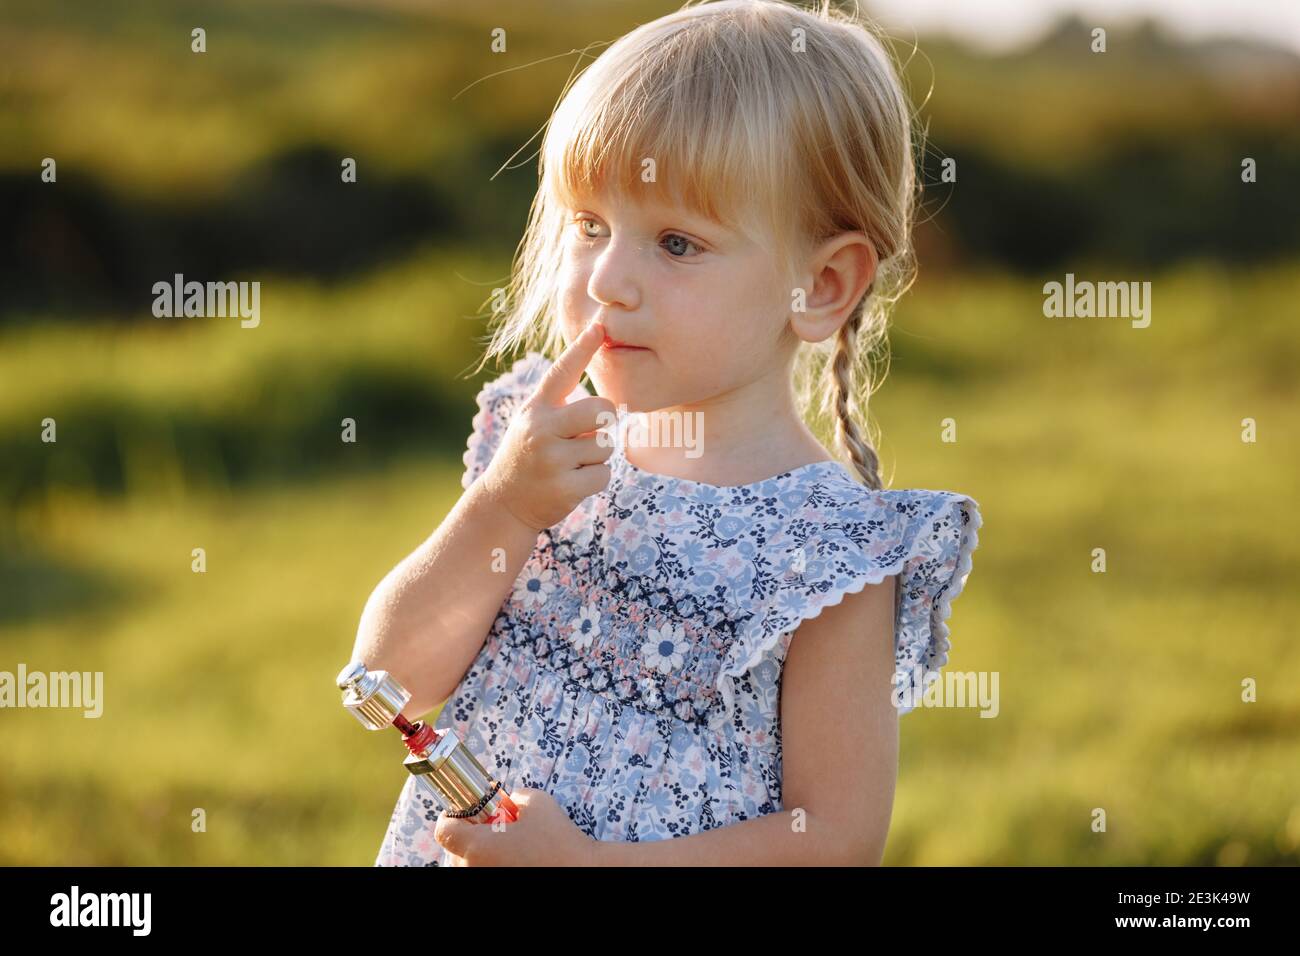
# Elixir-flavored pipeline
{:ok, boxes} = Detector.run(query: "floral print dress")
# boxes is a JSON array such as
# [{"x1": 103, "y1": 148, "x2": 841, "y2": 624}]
[{"x1": 374, "y1": 352, "x2": 983, "y2": 865}]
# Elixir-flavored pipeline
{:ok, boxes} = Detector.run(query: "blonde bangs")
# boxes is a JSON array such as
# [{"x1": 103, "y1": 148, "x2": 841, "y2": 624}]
[{"x1": 542, "y1": 16, "x2": 796, "y2": 244}]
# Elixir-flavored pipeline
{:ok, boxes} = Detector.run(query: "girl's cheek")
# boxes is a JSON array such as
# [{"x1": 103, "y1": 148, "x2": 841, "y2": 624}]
[{"x1": 556, "y1": 273, "x2": 589, "y2": 323}]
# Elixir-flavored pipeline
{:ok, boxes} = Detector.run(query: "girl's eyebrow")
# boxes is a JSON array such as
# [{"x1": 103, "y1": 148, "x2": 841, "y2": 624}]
[{"x1": 573, "y1": 193, "x2": 732, "y2": 240}]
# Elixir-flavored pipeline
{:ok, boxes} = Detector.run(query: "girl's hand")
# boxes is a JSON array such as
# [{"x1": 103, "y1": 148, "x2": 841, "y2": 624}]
[
  {"x1": 434, "y1": 787, "x2": 598, "y2": 867},
  {"x1": 480, "y1": 322, "x2": 617, "y2": 532}
]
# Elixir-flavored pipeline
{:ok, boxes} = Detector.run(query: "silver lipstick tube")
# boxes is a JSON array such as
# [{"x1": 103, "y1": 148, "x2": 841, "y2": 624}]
[
  {"x1": 403, "y1": 729, "x2": 516, "y2": 824},
  {"x1": 336, "y1": 661, "x2": 518, "y2": 826}
]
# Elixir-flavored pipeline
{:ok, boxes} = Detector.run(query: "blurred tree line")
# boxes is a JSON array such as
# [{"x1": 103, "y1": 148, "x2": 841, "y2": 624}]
[{"x1": 1, "y1": 2, "x2": 1297, "y2": 325}]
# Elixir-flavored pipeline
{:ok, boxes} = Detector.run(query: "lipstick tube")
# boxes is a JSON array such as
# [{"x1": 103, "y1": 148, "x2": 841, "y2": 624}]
[{"x1": 337, "y1": 662, "x2": 518, "y2": 825}]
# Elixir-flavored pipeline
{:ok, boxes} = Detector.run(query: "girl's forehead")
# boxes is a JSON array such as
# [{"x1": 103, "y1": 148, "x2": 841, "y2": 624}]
[{"x1": 569, "y1": 184, "x2": 698, "y2": 216}]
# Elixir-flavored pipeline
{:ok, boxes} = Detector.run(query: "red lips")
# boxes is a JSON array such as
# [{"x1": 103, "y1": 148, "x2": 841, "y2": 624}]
[{"x1": 601, "y1": 335, "x2": 646, "y2": 350}]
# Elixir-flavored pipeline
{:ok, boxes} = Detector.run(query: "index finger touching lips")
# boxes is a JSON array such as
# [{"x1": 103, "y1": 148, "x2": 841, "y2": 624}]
[{"x1": 535, "y1": 321, "x2": 604, "y2": 406}]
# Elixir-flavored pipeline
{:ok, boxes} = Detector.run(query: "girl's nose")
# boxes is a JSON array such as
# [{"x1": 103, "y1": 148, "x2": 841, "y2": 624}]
[{"x1": 587, "y1": 239, "x2": 642, "y2": 311}]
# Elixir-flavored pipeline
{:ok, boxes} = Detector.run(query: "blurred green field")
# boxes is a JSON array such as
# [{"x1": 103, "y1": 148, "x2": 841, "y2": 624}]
[
  {"x1": 3, "y1": 0, "x2": 1299, "y2": 867},
  {"x1": 3, "y1": 249, "x2": 1297, "y2": 864}
]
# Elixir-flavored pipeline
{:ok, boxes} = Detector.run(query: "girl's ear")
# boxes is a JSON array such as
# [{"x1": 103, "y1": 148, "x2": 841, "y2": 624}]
[{"x1": 788, "y1": 232, "x2": 878, "y2": 344}]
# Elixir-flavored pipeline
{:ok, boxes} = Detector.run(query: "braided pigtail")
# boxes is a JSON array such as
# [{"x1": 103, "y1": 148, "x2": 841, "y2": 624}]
[{"x1": 815, "y1": 276, "x2": 892, "y2": 489}]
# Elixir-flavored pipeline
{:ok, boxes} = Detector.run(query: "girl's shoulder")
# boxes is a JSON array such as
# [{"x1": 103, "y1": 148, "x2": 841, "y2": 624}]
[{"x1": 712, "y1": 472, "x2": 983, "y2": 720}]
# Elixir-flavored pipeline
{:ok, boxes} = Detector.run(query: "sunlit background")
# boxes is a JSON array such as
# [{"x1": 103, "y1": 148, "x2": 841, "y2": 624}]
[{"x1": 2, "y1": 0, "x2": 1298, "y2": 865}]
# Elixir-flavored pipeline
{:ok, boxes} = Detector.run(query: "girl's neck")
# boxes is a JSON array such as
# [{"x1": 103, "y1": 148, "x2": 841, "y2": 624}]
[{"x1": 621, "y1": 370, "x2": 831, "y2": 486}]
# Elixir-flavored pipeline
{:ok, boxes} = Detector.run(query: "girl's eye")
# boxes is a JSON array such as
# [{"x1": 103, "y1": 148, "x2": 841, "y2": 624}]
[
  {"x1": 570, "y1": 217, "x2": 702, "y2": 258},
  {"x1": 660, "y1": 233, "x2": 702, "y2": 258},
  {"x1": 573, "y1": 217, "x2": 605, "y2": 240}
]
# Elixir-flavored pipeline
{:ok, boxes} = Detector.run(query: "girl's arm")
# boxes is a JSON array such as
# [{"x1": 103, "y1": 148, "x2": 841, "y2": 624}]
[
  {"x1": 350, "y1": 477, "x2": 543, "y2": 720},
  {"x1": 591, "y1": 575, "x2": 900, "y2": 866},
  {"x1": 351, "y1": 322, "x2": 614, "y2": 721}
]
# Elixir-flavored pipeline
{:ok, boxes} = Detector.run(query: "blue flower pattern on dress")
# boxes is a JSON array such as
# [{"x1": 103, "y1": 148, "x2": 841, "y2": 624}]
[{"x1": 374, "y1": 352, "x2": 983, "y2": 865}]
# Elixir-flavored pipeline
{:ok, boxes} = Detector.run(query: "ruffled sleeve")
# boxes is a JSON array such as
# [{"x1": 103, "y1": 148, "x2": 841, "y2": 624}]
[
  {"x1": 461, "y1": 351, "x2": 589, "y2": 490},
  {"x1": 713, "y1": 487, "x2": 982, "y2": 724}
]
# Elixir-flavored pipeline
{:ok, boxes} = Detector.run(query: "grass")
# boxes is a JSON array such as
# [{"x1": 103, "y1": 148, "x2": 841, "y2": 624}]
[
  {"x1": 2, "y1": 251, "x2": 1298, "y2": 864},
  {"x1": 2, "y1": 454, "x2": 459, "y2": 865}
]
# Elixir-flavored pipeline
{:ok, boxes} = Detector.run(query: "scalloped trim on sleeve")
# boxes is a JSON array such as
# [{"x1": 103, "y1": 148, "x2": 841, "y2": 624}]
[
  {"x1": 711, "y1": 489, "x2": 982, "y2": 726},
  {"x1": 460, "y1": 351, "x2": 553, "y2": 491}
]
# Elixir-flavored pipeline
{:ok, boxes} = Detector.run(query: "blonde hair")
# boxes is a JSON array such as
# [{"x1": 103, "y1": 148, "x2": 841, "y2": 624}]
[{"x1": 474, "y1": 0, "x2": 921, "y2": 489}]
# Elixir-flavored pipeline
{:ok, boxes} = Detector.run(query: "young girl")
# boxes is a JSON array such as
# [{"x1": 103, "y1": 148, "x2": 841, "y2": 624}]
[{"x1": 357, "y1": 0, "x2": 982, "y2": 866}]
